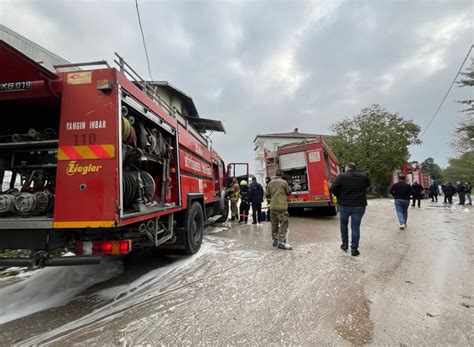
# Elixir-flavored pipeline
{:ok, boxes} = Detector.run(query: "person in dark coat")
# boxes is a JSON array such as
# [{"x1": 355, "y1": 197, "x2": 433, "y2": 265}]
[
  {"x1": 389, "y1": 175, "x2": 413, "y2": 229},
  {"x1": 465, "y1": 182, "x2": 472, "y2": 205},
  {"x1": 429, "y1": 183, "x2": 438, "y2": 202},
  {"x1": 456, "y1": 181, "x2": 466, "y2": 205},
  {"x1": 444, "y1": 182, "x2": 456, "y2": 204},
  {"x1": 330, "y1": 162, "x2": 370, "y2": 257},
  {"x1": 441, "y1": 182, "x2": 448, "y2": 203},
  {"x1": 248, "y1": 177, "x2": 264, "y2": 224},
  {"x1": 411, "y1": 181, "x2": 423, "y2": 208}
]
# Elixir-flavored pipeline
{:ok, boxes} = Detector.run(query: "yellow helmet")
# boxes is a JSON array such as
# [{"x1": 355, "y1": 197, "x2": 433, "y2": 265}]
[{"x1": 240, "y1": 180, "x2": 248, "y2": 186}]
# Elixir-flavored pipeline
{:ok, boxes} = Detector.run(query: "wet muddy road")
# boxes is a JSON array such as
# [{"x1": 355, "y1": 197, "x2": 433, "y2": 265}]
[{"x1": 0, "y1": 199, "x2": 472, "y2": 346}]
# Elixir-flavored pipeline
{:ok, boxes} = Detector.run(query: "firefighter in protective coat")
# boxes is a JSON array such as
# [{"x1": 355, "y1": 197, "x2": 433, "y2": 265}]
[
  {"x1": 228, "y1": 177, "x2": 240, "y2": 221},
  {"x1": 266, "y1": 170, "x2": 292, "y2": 250},
  {"x1": 239, "y1": 180, "x2": 250, "y2": 223}
]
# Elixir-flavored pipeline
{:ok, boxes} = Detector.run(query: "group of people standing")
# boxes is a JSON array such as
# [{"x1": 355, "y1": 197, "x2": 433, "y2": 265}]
[
  {"x1": 441, "y1": 181, "x2": 472, "y2": 205},
  {"x1": 226, "y1": 171, "x2": 293, "y2": 251},
  {"x1": 227, "y1": 177, "x2": 266, "y2": 225},
  {"x1": 226, "y1": 165, "x2": 471, "y2": 257},
  {"x1": 389, "y1": 178, "x2": 472, "y2": 230}
]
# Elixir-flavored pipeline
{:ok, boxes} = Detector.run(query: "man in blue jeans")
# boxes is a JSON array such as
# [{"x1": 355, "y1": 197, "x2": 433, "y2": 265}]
[
  {"x1": 389, "y1": 175, "x2": 413, "y2": 229},
  {"x1": 330, "y1": 163, "x2": 370, "y2": 256}
]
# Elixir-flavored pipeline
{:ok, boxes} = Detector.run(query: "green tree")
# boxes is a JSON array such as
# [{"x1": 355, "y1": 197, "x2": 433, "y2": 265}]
[
  {"x1": 457, "y1": 59, "x2": 474, "y2": 115},
  {"x1": 420, "y1": 157, "x2": 443, "y2": 181},
  {"x1": 452, "y1": 60, "x2": 474, "y2": 153},
  {"x1": 443, "y1": 151, "x2": 474, "y2": 184},
  {"x1": 328, "y1": 104, "x2": 421, "y2": 194}
]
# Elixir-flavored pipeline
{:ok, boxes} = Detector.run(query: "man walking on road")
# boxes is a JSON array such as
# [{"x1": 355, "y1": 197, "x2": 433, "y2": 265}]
[
  {"x1": 389, "y1": 175, "x2": 413, "y2": 230},
  {"x1": 266, "y1": 170, "x2": 292, "y2": 250},
  {"x1": 411, "y1": 181, "x2": 423, "y2": 208},
  {"x1": 330, "y1": 163, "x2": 370, "y2": 257},
  {"x1": 248, "y1": 177, "x2": 264, "y2": 224}
]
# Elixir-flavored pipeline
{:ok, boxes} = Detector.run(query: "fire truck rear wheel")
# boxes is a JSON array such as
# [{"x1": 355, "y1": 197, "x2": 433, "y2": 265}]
[
  {"x1": 326, "y1": 206, "x2": 338, "y2": 216},
  {"x1": 215, "y1": 198, "x2": 229, "y2": 223},
  {"x1": 184, "y1": 202, "x2": 204, "y2": 254}
]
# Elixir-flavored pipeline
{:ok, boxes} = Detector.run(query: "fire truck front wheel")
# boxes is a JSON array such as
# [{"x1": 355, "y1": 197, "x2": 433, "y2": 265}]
[{"x1": 183, "y1": 202, "x2": 204, "y2": 254}]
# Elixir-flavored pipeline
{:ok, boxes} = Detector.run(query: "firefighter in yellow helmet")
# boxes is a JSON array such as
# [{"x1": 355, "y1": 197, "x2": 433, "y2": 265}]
[
  {"x1": 227, "y1": 177, "x2": 240, "y2": 221},
  {"x1": 239, "y1": 180, "x2": 250, "y2": 223}
]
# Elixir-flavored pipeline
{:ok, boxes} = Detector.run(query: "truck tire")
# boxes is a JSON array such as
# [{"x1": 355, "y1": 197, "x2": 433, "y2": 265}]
[
  {"x1": 215, "y1": 198, "x2": 229, "y2": 223},
  {"x1": 326, "y1": 206, "x2": 338, "y2": 216},
  {"x1": 288, "y1": 207, "x2": 304, "y2": 216},
  {"x1": 184, "y1": 202, "x2": 204, "y2": 255}
]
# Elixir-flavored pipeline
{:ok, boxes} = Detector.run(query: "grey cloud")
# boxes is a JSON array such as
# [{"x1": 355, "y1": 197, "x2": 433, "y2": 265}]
[{"x1": 2, "y1": 0, "x2": 472, "y2": 168}]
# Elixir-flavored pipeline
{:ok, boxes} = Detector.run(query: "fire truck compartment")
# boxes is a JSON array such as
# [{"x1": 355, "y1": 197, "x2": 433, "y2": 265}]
[
  {"x1": 0, "y1": 97, "x2": 60, "y2": 222},
  {"x1": 283, "y1": 168, "x2": 309, "y2": 192},
  {"x1": 279, "y1": 152, "x2": 309, "y2": 192},
  {"x1": 119, "y1": 95, "x2": 179, "y2": 218}
]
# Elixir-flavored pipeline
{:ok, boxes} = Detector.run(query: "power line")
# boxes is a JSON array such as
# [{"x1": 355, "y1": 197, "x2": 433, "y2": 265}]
[
  {"x1": 135, "y1": 0, "x2": 154, "y2": 81},
  {"x1": 416, "y1": 44, "x2": 473, "y2": 143}
]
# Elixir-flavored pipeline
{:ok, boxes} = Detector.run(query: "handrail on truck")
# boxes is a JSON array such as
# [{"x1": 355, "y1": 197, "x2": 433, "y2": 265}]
[{"x1": 53, "y1": 60, "x2": 110, "y2": 71}]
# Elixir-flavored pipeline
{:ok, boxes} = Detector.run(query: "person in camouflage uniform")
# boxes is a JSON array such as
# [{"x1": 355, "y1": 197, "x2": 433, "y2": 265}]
[
  {"x1": 266, "y1": 170, "x2": 292, "y2": 250},
  {"x1": 228, "y1": 177, "x2": 240, "y2": 221},
  {"x1": 265, "y1": 176, "x2": 272, "y2": 222}
]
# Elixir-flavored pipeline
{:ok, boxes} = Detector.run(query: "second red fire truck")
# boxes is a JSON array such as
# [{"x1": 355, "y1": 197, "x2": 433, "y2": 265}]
[
  {"x1": 266, "y1": 138, "x2": 340, "y2": 215},
  {"x1": 391, "y1": 163, "x2": 430, "y2": 197}
]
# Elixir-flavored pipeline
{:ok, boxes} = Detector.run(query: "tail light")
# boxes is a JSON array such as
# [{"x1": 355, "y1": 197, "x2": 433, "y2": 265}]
[{"x1": 76, "y1": 240, "x2": 132, "y2": 256}]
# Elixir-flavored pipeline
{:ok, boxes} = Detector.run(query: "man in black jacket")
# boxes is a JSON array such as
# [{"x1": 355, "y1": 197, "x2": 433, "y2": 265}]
[
  {"x1": 445, "y1": 182, "x2": 456, "y2": 204},
  {"x1": 411, "y1": 181, "x2": 423, "y2": 208},
  {"x1": 465, "y1": 182, "x2": 472, "y2": 205},
  {"x1": 330, "y1": 163, "x2": 370, "y2": 257},
  {"x1": 389, "y1": 176, "x2": 413, "y2": 229},
  {"x1": 456, "y1": 181, "x2": 466, "y2": 205},
  {"x1": 248, "y1": 177, "x2": 264, "y2": 224}
]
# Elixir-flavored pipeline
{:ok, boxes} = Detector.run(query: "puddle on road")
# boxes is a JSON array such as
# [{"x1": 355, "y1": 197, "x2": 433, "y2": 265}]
[{"x1": 335, "y1": 286, "x2": 374, "y2": 346}]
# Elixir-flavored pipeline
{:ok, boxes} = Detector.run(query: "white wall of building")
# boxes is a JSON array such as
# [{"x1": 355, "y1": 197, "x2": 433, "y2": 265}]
[{"x1": 253, "y1": 136, "x2": 318, "y2": 187}]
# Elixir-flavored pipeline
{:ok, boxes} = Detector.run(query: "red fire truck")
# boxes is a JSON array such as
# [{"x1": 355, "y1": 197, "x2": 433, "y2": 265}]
[
  {"x1": 265, "y1": 138, "x2": 339, "y2": 215},
  {"x1": 0, "y1": 41, "x2": 247, "y2": 267},
  {"x1": 391, "y1": 163, "x2": 430, "y2": 197}
]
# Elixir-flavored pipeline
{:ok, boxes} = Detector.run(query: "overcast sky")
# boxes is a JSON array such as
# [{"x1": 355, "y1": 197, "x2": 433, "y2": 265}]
[{"x1": 1, "y1": 0, "x2": 472, "y2": 169}]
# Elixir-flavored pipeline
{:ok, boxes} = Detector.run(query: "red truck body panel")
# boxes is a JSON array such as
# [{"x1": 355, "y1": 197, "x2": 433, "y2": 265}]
[
  {"x1": 392, "y1": 164, "x2": 431, "y2": 197},
  {"x1": 267, "y1": 138, "x2": 339, "y2": 209},
  {"x1": 54, "y1": 69, "x2": 120, "y2": 227}
]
